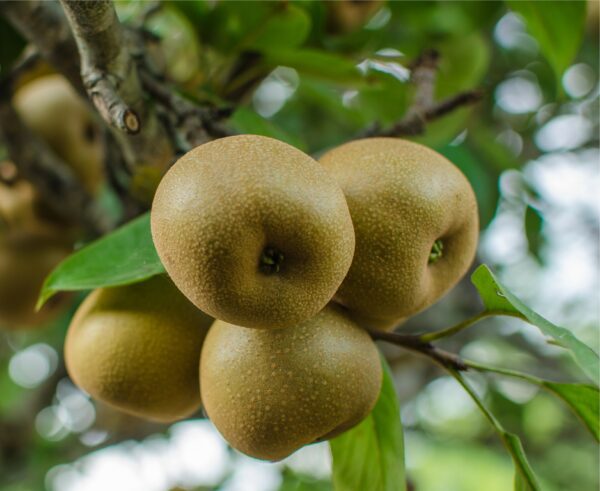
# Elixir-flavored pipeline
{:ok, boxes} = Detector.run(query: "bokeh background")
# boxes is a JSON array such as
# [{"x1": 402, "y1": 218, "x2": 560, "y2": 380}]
[{"x1": 0, "y1": 1, "x2": 598, "y2": 490}]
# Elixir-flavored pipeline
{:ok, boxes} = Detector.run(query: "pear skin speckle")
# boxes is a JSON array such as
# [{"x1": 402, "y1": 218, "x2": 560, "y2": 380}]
[
  {"x1": 65, "y1": 275, "x2": 214, "y2": 423},
  {"x1": 200, "y1": 304, "x2": 382, "y2": 461},
  {"x1": 320, "y1": 138, "x2": 479, "y2": 329},
  {"x1": 151, "y1": 135, "x2": 355, "y2": 329}
]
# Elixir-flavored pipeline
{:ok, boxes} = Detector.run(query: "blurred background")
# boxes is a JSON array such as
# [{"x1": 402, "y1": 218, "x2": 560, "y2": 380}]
[{"x1": 0, "y1": 1, "x2": 598, "y2": 490}]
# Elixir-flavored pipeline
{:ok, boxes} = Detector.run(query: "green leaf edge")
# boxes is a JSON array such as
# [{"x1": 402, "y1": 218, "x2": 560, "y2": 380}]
[
  {"x1": 37, "y1": 213, "x2": 165, "y2": 309},
  {"x1": 471, "y1": 264, "x2": 600, "y2": 386},
  {"x1": 330, "y1": 354, "x2": 406, "y2": 491}
]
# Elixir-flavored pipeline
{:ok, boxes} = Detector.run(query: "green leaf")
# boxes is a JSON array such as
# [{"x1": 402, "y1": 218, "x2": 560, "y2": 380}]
[
  {"x1": 247, "y1": 4, "x2": 311, "y2": 51},
  {"x1": 508, "y1": 0, "x2": 587, "y2": 80},
  {"x1": 464, "y1": 360, "x2": 600, "y2": 441},
  {"x1": 230, "y1": 106, "x2": 307, "y2": 151},
  {"x1": 449, "y1": 370, "x2": 541, "y2": 491},
  {"x1": 263, "y1": 48, "x2": 364, "y2": 85},
  {"x1": 330, "y1": 356, "x2": 406, "y2": 491},
  {"x1": 524, "y1": 205, "x2": 543, "y2": 261},
  {"x1": 471, "y1": 264, "x2": 600, "y2": 386},
  {"x1": 543, "y1": 382, "x2": 599, "y2": 441},
  {"x1": 504, "y1": 433, "x2": 540, "y2": 491},
  {"x1": 279, "y1": 468, "x2": 333, "y2": 491},
  {"x1": 38, "y1": 213, "x2": 164, "y2": 307}
]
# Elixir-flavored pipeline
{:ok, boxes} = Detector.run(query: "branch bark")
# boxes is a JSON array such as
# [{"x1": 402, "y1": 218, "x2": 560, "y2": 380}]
[
  {"x1": 362, "y1": 50, "x2": 483, "y2": 138},
  {"x1": 59, "y1": 0, "x2": 173, "y2": 171},
  {"x1": 367, "y1": 328, "x2": 467, "y2": 371}
]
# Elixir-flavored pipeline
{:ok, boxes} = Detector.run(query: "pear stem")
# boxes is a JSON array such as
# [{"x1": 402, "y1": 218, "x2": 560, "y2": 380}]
[
  {"x1": 428, "y1": 239, "x2": 444, "y2": 264},
  {"x1": 259, "y1": 247, "x2": 284, "y2": 275}
]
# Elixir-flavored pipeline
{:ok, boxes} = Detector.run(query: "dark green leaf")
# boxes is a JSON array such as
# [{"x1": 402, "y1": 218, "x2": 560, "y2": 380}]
[
  {"x1": 508, "y1": 0, "x2": 587, "y2": 79},
  {"x1": 543, "y1": 382, "x2": 599, "y2": 441},
  {"x1": 38, "y1": 213, "x2": 164, "y2": 307},
  {"x1": 0, "y1": 18, "x2": 26, "y2": 74},
  {"x1": 524, "y1": 205, "x2": 543, "y2": 261},
  {"x1": 279, "y1": 468, "x2": 333, "y2": 491},
  {"x1": 471, "y1": 265, "x2": 600, "y2": 386},
  {"x1": 330, "y1": 356, "x2": 406, "y2": 491},
  {"x1": 247, "y1": 4, "x2": 311, "y2": 51},
  {"x1": 263, "y1": 49, "x2": 363, "y2": 85},
  {"x1": 230, "y1": 106, "x2": 307, "y2": 151}
]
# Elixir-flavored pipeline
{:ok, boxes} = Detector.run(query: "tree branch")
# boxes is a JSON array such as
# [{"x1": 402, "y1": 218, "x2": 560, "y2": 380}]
[
  {"x1": 362, "y1": 50, "x2": 483, "y2": 138},
  {"x1": 59, "y1": 0, "x2": 173, "y2": 170},
  {"x1": 139, "y1": 69, "x2": 233, "y2": 151},
  {"x1": 367, "y1": 328, "x2": 467, "y2": 371}
]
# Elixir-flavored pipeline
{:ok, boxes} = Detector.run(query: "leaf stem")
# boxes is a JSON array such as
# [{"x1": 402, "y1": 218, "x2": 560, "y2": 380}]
[
  {"x1": 420, "y1": 310, "x2": 523, "y2": 343},
  {"x1": 463, "y1": 359, "x2": 544, "y2": 385},
  {"x1": 446, "y1": 368, "x2": 542, "y2": 490}
]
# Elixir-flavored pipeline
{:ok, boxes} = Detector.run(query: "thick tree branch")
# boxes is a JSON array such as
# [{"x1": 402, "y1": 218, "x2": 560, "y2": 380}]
[
  {"x1": 362, "y1": 50, "x2": 483, "y2": 138},
  {"x1": 59, "y1": 0, "x2": 173, "y2": 171},
  {"x1": 367, "y1": 328, "x2": 467, "y2": 371},
  {"x1": 139, "y1": 69, "x2": 233, "y2": 150}
]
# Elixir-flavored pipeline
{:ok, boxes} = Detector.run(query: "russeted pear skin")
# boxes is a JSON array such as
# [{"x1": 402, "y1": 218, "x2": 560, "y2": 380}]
[
  {"x1": 151, "y1": 135, "x2": 355, "y2": 329},
  {"x1": 13, "y1": 74, "x2": 104, "y2": 195},
  {"x1": 200, "y1": 305, "x2": 382, "y2": 461},
  {"x1": 320, "y1": 138, "x2": 479, "y2": 329},
  {"x1": 65, "y1": 275, "x2": 213, "y2": 423},
  {"x1": 0, "y1": 179, "x2": 73, "y2": 329},
  {"x1": 0, "y1": 235, "x2": 71, "y2": 329}
]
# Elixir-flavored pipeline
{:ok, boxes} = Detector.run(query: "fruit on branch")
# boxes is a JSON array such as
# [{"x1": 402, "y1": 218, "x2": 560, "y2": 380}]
[
  {"x1": 151, "y1": 135, "x2": 355, "y2": 330},
  {"x1": 65, "y1": 275, "x2": 213, "y2": 423},
  {"x1": 0, "y1": 176, "x2": 73, "y2": 329},
  {"x1": 0, "y1": 234, "x2": 71, "y2": 329},
  {"x1": 200, "y1": 304, "x2": 382, "y2": 461},
  {"x1": 320, "y1": 138, "x2": 479, "y2": 330},
  {"x1": 326, "y1": 0, "x2": 384, "y2": 34},
  {"x1": 13, "y1": 74, "x2": 105, "y2": 195}
]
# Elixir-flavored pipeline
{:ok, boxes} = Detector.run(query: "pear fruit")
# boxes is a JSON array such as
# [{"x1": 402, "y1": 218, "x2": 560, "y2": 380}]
[
  {"x1": 65, "y1": 275, "x2": 213, "y2": 423},
  {"x1": 151, "y1": 135, "x2": 355, "y2": 330},
  {"x1": 13, "y1": 74, "x2": 104, "y2": 195},
  {"x1": 0, "y1": 177, "x2": 73, "y2": 329},
  {"x1": 0, "y1": 234, "x2": 71, "y2": 329},
  {"x1": 200, "y1": 304, "x2": 382, "y2": 461},
  {"x1": 320, "y1": 138, "x2": 479, "y2": 329},
  {"x1": 327, "y1": 0, "x2": 384, "y2": 34}
]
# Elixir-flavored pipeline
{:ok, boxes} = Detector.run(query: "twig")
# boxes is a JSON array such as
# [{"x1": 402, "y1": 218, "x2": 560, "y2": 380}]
[
  {"x1": 59, "y1": 0, "x2": 139, "y2": 133},
  {"x1": 361, "y1": 49, "x2": 483, "y2": 138},
  {"x1": 139, "y1": 69, "x2": 233, "y2": 150},
  {"x1": 59, "y1": 0, "x2": 173, "y2": 169},
  {"x1": 419, "y1": 310, "x2": 523, "y2": 343},
  {"x1": 367, "y1": 328, "x2": 467, "y2": 371}
]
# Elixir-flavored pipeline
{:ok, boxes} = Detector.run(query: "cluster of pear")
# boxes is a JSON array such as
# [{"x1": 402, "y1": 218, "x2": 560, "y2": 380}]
[
  {"x1": 65, "y1": 134, "x2": 478, "y2": 461},
  {"x1": 0, "y1": 74, "x2": 104, "y2": 330}
]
